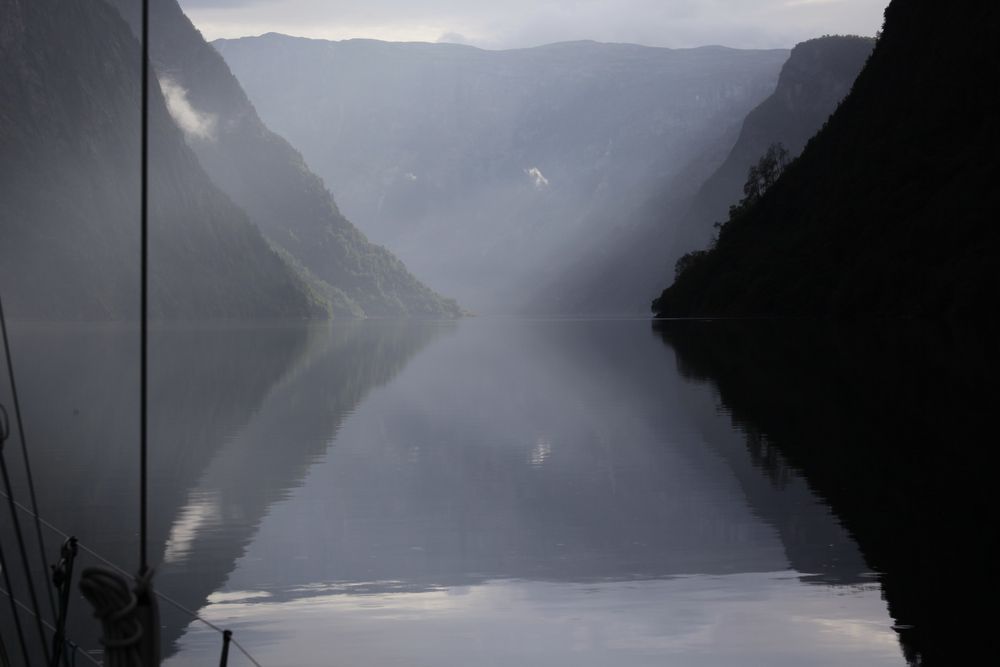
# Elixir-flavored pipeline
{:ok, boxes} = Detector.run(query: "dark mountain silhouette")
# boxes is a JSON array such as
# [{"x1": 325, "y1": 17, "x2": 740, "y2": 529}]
[
  {"x1": 670, "y1": 35, "x2": 875, "y2": 263},
  {"x1": 104, "y1": 0, "x2": 461, "y2": 318},
  {"x1": 538, "y1": 36, "x2": 873, "y2": 316},
  {"x1": 0, "y1": 0, "x2": 320, "y2": 319},
  {"x1": 653, "y1": 1, "x2": 1000, "y2": 318},
  {"x1": 656, "y1": 319, "x2": 1000, "y2": 665},
  {"x1": 215, "y1": 34, "x2": 788, "y2": 312}
]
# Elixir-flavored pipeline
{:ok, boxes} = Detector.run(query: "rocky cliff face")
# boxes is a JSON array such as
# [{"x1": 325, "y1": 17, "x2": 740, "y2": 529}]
[
  {"x1": 654, "y1": 0, "x2": 1000, "y2": 318},
  {"x1": 103, "y1": 0, "x2": 461, "y2": 318},
  {"x1": 0, "y1": 0, "x2": 320, "y2": 320},
  {"x1": 672, "y1": 35, "x2": 874, "y2": 257}
]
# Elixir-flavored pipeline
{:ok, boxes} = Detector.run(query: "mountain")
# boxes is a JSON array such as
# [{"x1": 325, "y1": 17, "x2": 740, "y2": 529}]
[
  {"x1": 104, "y1": 0, "x2": 461, "y2": 319},
  {"x1": 538, "y1": 35, "x2": 874, "y2": 316},
  {"x1": 670, "y1": 35, "x2": 875, "y2": 262},
  {"x1": 0, "y1": 0, "x2": 320, "y2": 320},
  {"x1": 215, "y1": 35, "x2": 788, "y2": 312},
  {"x1": 653, "y1": 1, "x2": 1000, "y2": 318}
]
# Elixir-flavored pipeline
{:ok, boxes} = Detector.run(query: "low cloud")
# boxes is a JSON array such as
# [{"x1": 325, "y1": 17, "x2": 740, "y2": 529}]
[
  {"x1": 525, "y1": 167, "x2": 550, "y2": 190},
  {"x1": 159, "y1": 77, "x2": 218, "y2": 141},
  {"x1": 437, "y1": 32, "x2": 472, "y2": 45}
]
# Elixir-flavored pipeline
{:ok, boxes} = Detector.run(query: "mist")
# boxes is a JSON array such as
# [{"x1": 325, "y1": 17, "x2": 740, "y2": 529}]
[
  {"x1": 159, "y1": 77, "x2": 218, "y2": 141},
  {"x1": 215, "y1": 36, "x2": 788, "y2": 312}
]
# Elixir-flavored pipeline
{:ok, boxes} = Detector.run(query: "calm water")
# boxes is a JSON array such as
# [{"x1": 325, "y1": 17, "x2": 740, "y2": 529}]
[{"x1": 1, "y1": 319, "x2": 928, "y2": 665}]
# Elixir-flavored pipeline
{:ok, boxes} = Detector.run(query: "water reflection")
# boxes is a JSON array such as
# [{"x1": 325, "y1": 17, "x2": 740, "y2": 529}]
[
  {"x1": 655, "y1": 320, "x2": 1000, "y2": 666},
  {"x1": 171, "y1": 574, "x2": 900, "y2": 667},
  {"x1": 1, "y1": 320, "x2": 917, "y2": 665},
  {"x1": 0, "y1": 320, "x2": 448, "y2": 661},
  {"x1": 158, "y1": 319, "x2": 905, "y2": 665}
]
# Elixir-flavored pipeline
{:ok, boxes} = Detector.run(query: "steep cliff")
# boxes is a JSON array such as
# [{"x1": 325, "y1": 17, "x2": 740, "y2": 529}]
[
  {"x1": 671, "y1": 35, "x2": 874, "y2": 258},
  {"x1": 105, "y1": 0, "x2": 461, "y2": 318},
  {"x1": 538, "y1": 36, "x2": 873, "y2": 316},
  {"x1": 0, "y1": 0, "x2": 320, "y2": 320},
  {"x1": 654, "y1": 1, "x2": 1000, "y2": 318}
]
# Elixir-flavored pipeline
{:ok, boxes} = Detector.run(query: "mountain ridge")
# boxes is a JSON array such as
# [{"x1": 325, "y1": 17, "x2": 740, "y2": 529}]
[
  {"x1": 215, "y1": 34, "x2": 788, "y2": 312},
  {"x1": 0, "y1": 0, "x2": 321, "y2": 320},
  {"x1": 104, "y1": 0, "x2": 462, "y2": 319}
]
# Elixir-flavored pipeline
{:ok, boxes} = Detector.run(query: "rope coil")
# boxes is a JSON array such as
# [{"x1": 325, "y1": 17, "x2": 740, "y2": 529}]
[
  {"x1": 79, "y1": 568, "x2": 145, "y2": 663},
  {"x1": 1, "y1": 491, "x2": 264, "y2": 666},
  {"x1": 79, "y1": 566, "x2": 160, "y2": 666}
]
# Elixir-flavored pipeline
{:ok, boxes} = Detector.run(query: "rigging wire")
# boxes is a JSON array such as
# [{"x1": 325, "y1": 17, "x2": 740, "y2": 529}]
[
  {"x1": 0, "y1": 624, "x2": 10, "y2": 667},
  {"x1": 139, "y1": 0, "x2": 151, "y2": 580},
  {"x1": 0, "y1": 586, "x2": 101, "y2": 666},
  {"x1": 0, "y1": 296, "x2": 58, "y2": 645},
  {"x1": 0, "y1": 296, "x2": 57, "y2": 621},
  {"x1": 0, "y1": 523, "x2": 32, "y2": 667},
  {"x1": 0, "y1": 444, "x2": 49, "y2": 662},
  {"x1": 0, "y1": 456, "x2": 49, "y2": 664},
  {"x1": 5, "y1": 3, "x2": 267, "y2": 665},
  {"x1": 5, "y1": 3, "x2": 259, "y2": 661},
  {"x1": 0, "y1": 490, "x2": 265, "y2": 667}
]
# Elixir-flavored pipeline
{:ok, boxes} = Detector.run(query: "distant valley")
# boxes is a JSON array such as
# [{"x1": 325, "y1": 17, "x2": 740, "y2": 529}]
[{"x1": 215, "y1": 36, "x2": 788, "y2": 312}]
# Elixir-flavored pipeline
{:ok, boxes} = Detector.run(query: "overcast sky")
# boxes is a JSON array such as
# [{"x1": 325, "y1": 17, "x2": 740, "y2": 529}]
[{"x1": 178, "y1": 0, "x2": 888, "y2": 50}]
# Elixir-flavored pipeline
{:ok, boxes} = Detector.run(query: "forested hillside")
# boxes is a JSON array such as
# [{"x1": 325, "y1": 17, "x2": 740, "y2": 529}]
[{"x1": 653, "y1": 1, "x2": 999, "y2": 318}]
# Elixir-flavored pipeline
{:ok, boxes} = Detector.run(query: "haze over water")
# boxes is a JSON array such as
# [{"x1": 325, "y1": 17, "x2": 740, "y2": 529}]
[{"x1": 5, "y1": 319, "x2": 905, "y2": 666}]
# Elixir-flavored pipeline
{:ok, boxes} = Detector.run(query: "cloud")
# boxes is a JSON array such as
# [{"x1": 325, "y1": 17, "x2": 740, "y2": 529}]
[
  {"x1": 159, "y1": 77, "x2": 218, "y2": 141},
  {"x1": 525, "y1": 167, "x2": 550, "y2": 190},
  {"x1": 437, "y1": 31, "x2": 472, "y2": 45}
]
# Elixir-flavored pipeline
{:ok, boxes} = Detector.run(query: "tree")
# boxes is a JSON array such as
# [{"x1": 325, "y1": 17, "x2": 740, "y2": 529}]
[
  {"x1": 674, "y1": 143, "x2": 792, "y2": 285},
  {"x1": 742, "y1": 143, "x2": 790, "y2": 203}
]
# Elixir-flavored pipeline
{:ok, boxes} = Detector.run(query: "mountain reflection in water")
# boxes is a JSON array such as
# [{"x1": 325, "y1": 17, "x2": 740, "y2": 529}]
[
  {"x1": 0, "y1": 320, "x2": 448, "y2": 662},
  {"x1": 1, "y1": 319, "x2": 921, "y2": 665},
  {"x1": 655, "y1": 319, "x2": 999, "y2": 667}
]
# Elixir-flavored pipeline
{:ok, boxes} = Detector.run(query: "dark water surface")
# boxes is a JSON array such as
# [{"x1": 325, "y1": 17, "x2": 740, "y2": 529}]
[{"x1": 5, "y1": 319, "x2": 986, "y2": 665}]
